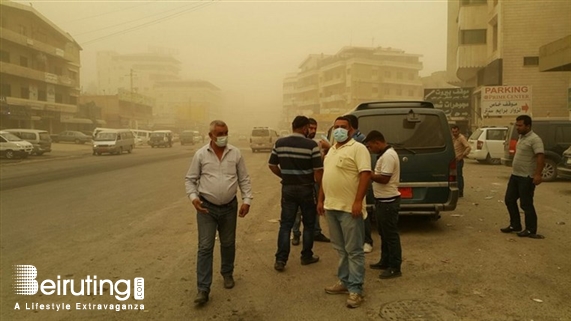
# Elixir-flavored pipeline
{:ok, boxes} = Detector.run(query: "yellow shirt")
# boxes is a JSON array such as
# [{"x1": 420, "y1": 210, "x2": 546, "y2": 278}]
[{"x1": 322, "y1": 139, "x2": 371, "y2": 213}]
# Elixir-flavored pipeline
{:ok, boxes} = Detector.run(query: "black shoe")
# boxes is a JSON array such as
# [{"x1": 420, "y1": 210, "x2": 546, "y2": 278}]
[
  {"x1": 291, "y1": 235, "x2": 300, "y2": 246},
  {"x1": 194, "y1": 291, "x2": 209, "y2": 305},
  {"x1": 274, "y1": 261, "x2": 286, "y2": 271},
  {"x1": 369, "y1": 261, "x2": 389, "y2": 270},
  {"x1": 314, "y1": 233, "x2": 330, "y2": 243},
  {"x1": 379, "y1": 268, "x2": 402, "y2": 279},
  {"x1": 223, "y1": 275, "x2": 234, "y2": 289},
  {"x1": 500, "y1": 226, "x2": 522, "y2": 233},
  {"x1": 517, "y1": 230, "x2": 532, "y2": 237},
  {"x1": 301, "y1": 255, "x2": 320, "y2": 265}
]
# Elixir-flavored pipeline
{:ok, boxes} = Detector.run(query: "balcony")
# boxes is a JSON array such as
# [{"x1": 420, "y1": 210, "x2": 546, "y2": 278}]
[
  {"x1": 321, "y1": 94, "x2": 345, "y2": 103},
  {"x1": 321, "y1": 77, "x2": 346, "y2": 88},
  {"x1": 295, "y1": 84, "x2": 318, "y2": 93},
  {"x1": 0, "y1": 27, "x2": 80, "y2": 63},
  {"x1": 456, "y1": 44, "x2": 487, "y2": 80},
  {"x1": 0, "y1": 62, "x2": 78, "y2": 88},
  {"x1": 6, "y1": 96, "x2": 77, "y2": 113}
]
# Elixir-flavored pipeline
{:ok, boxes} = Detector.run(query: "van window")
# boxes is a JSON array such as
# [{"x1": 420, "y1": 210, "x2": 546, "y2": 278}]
[
  {"x1": 556, "y1": 126, "x2": 571, "y2": 143},
  {"x1": 39, "y1": 133, "x2": 50, "y2": 140},
  {"x1": 359, "y1": 114, "x2": 446, "y2": 151},
  {"x1": 18, "y1": 132, "x2": 36, "y2": 140},
  {"x1": 95, "y1": 132, "x2": 117, "y2": 141},
  {"x1": 486, "y1": 129, "x2": 506, "y2": 140},
  {"x1": 252, "y1": 129, "x2": 269, "y2": 136}
]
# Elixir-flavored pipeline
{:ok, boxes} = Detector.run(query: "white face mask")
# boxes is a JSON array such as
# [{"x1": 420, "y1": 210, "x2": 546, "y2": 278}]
[
  {"x1": 333, "y1": 128, "x2": 349, "y2": 143},
  {"x1": 214, "y1": 136, "x2": 228, "y2": 147}
]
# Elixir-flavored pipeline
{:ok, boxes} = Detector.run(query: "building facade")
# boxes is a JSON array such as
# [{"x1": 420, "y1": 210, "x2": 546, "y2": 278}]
[
  {"x1": 283, "y1": 46, "x2": 424, "y2": 126},
  {"x1": 447, "y1": 0, "x2": 571, "y2": 129},
  {"x1": 0, "y1": 1, "x2": 82, "y2": 133},
  {"x1": 79, "y1": 90, "x2": 154, "y2": 130}
]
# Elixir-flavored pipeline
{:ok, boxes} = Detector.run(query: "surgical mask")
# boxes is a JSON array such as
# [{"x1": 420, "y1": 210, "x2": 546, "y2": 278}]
[
  {"x1": 214, "y1": 136, "x2": 228, "y2": 147},
  {"x1": 333, "y1": 128, "x2": 349, "y2": 143}
]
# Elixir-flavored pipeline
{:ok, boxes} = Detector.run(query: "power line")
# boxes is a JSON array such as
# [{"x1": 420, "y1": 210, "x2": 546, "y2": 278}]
[
  {"x1": 73, "y1": 2, "x2": 196, "y2": 37},
  {"x1": 81, "y1": 1, "x2": 216, "y2": 46},
  {"x1": 64, "y1": 1, "x2": 155, "y2": 24}
]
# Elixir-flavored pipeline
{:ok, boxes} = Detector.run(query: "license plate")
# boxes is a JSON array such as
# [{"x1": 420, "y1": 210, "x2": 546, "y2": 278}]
[{"x1": 399, "y1": 187, "x2": 413, "y2": 199}]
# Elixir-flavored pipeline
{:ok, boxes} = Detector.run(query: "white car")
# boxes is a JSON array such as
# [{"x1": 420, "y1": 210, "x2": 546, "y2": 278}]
[
  {"x1": 0, "y1": 131, "x2": 33, "y2": 159},
  {"x1": 467, "y1": 127, "x2": 508, "y2": 164}
]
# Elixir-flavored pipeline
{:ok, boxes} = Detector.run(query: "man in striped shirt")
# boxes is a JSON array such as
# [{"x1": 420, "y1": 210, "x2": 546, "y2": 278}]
[{"x1": 269, "y1": 116, "x2": 324, "y2": 271}]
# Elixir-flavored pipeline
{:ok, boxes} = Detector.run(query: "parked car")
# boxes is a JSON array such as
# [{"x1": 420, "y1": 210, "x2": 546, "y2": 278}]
[
  {"x1": 467, "y1": 126, "x2": 508, "y2": 164},
  {"x1": 250, "y1": 127, "x2": 279, "y2": 152},
  {"x1": 501, "y1": 119, "x2": 571, "y2": 182},
  {"x1": 148, "y1": 130, "x2": 173, "y2": 148},
  {"x1": 557, "y1": 146, "x2": 571, "y2": 180},
  {"x1": 53, "y1": 131, "x2": 92, "y2": 144},
  {"x1": 3, "y1": 129, "x2": 52, "y2": 155},
  {"x1": 92, "y1": 129, "x2": 135, "y2": 155},
  {"x1": 348, "y1": 101, "x2": 458, "y2": 220},
  {"x1": 0, "y1": 131, "x2": 33, "y2": 159}
]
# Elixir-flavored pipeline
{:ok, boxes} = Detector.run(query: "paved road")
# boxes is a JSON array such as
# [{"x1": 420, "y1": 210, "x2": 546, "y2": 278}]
[{"x1": 1, "y1": 142, "x2": 570, "y2": 321}]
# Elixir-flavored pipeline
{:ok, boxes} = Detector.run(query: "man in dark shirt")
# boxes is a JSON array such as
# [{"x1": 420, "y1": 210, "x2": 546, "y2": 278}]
[{"x1": 269, "y1": 116, "x2": 323, "y2": 271}]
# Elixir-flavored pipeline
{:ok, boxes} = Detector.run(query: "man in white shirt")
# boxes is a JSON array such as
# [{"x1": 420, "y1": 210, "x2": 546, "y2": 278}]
[{"x1": 364, "y1": 130, "x2": 402, "y2": 279}]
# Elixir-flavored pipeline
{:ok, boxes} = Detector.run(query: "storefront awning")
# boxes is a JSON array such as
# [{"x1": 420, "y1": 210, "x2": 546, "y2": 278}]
[{"x1": 61, "y1": 118, "x2": 93, "y2": 124}]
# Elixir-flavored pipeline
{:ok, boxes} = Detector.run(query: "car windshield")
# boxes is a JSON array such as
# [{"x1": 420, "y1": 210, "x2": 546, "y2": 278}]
[
  {"x1": 469, "y1": 129, "x2": 483, "y2": 140},
  {"x1": 151, "y1": 133, "x2": 166, "y2": 137},
  {"x1": 359, "y1": 114, "x2": 446, "y2": 150},
  {"x1": 95, "y1": 132, "x2": 117, "y2": 141},
  {"x1": 2, "y1": 133, "x2": 23, "y2": 141},
  {"x1": 252, "y1": 129, "x2": 269, "y2": 136}
]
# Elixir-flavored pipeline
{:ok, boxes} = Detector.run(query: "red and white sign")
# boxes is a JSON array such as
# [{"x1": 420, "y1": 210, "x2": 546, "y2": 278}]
[{"x1": 482, "y1": 85, "x2": 532, "y2": 116}]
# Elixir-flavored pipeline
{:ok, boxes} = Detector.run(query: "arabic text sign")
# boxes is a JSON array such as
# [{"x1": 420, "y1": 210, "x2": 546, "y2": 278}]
[
  {"x1": 424, "y1": 88, "x2": 471, "y2": 118},
  {"x1": 482, "y1": 85, "x2": 532, "y2": 116}
]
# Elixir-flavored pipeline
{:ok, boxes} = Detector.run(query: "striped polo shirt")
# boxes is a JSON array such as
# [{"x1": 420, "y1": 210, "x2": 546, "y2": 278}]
[{"x1": 268, "y1": 133, "x2": 323, "y2": 185}]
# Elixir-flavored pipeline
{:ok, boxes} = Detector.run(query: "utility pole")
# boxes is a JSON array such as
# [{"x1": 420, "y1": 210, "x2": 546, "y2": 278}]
[{"x1": 130, "y1": 68, "x2": 135, "y2": 129}]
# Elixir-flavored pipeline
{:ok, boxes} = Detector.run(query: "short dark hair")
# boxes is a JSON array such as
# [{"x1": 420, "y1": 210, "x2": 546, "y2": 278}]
[
  {"x1": 516, "y1": 115, "x2": 532, "y2": 126},
  {"x1": 292, "y1": 115, "x2": 310, "y2": 129},
  {"x1": 335, "y1": 116, "x2": 351, "y2": 126},
  {"x1": 308, "y1": 118, "x2": 317, "y2": 126},
  {"x1": 345, "y1": 114, "x2": 359, "y2": 129},
  {"x1": 363, "y1": 130, "x2": 385, "y2": 143},
  {"x1": 451, "y1": 125, "x2": 459, "y2": 130}
]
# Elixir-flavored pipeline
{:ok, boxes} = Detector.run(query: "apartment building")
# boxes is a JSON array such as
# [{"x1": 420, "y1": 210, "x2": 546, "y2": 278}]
[
  {"x1": 153, "y1": 80, "x2": 222, "y2": 131},
  {"x1": 447, "y1": 0, "x2": 571, "y2": 129},
  {"x1": 79, "y1": 89, "x2": 154, "y2": 129},
  {"x1": 0, "y1": 1, "x2": 82, "y2": 132},
  {"x1": 283, "y1": 46, "x2": 424, "y2": 126},
  {"x1": 96, "y1": 51, "x2": 181, "y2": 97}
]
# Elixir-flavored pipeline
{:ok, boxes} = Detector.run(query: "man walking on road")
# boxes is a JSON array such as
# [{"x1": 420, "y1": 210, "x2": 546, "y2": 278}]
[
  {"x1": 364, "y1": 130, "x2": 402, "y2": 279},
  {"x1": 501, "y1": 115, "x2": 545, "y2": 239},
  {"x1": 185, "y1": 120, "x2": 253, "y2": 306},
  {"x1": 318, "y1": 116, "x2": 371, "y2": 308},
  {"x1": 292, "y1": 117, "x2": 330, "y2": 245},
  {"x1": 269, "y1": 116, "x2": 323, "y2": 271},
  {"x1": 451, "y1": 125, "x2": 471, "y2": 197}
]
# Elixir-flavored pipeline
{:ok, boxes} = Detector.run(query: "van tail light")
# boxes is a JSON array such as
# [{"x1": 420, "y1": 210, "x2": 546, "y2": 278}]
[
  {"x1": 508, "y1": 138, "x2": 517, "y2": 156},
  {"x1": 449, "y1": 159, "x2": 457, "y2": 182},
  {"x1": 477, "y1": 140, "x2": 483, "y2": 150}
]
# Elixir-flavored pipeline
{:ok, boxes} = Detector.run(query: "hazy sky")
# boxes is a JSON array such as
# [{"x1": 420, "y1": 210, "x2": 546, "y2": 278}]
[{"x1": 28, "y1": 0, "x2": 448, "y2": 112}]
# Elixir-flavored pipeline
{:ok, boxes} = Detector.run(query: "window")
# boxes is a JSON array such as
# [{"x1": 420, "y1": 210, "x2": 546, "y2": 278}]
[
  {"x1": 0, "y1": 50, "x2": 9, "y2": 63},
  {"x1": 384, "y1": 71, "x2": 391, "y2": 78},
  {"x1": 555, "y1": 126, "x2": 571, "y2": 143},
  {"x1": 20, "y1": 87, "x2": 29, "y2": 99},
  {"x1": 523, "y1": 56, "x2": 539, "y2": 66},
  {"x1": 38, "y1": 90, "x2": 46, "y2": 101},
  {"x1": 492, "y1": 23, "x2": 498, "y2": 52},
  {"x1": 397, "y1": 72, "x2": 403, "y2": 79},
  {"x1": 54, "y1": 66, "x2": 63, "y2": 75},
  {"x1": 69, "y1": 96, "x2": 77, "y2": 104},
  {"x1": 460, "y1": 29, "x2": 487, "y2": 44},
  {"x1": 55, "y1": 93, "x2": 63, "y2": 103},
  {"x1": 1, "y1": 84, "x2": 10, "y2": 96},
  {"x1": 20, "y1": 56, "x2": 28, "y2": 67}
]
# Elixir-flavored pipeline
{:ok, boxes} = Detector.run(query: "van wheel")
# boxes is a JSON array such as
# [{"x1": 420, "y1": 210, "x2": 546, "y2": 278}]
[
  {"x1": 128, "y1": 146, "x2": 132, "y2": 153},
  {"x1": 74, "y1": 139, "x2": 80, "y2": 144},
  {"x1": 542, "y1": 159, "x2": 557, "y2": 182},
  {"x1": 485, "y1": 153, "x2": 501, "y2": 165}
]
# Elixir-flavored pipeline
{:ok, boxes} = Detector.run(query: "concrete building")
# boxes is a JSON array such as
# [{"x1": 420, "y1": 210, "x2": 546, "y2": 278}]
[
  {"x1": 0, "y1": 1, "x2": 82, "y2": 133},
  {"x1": 283, "y1": 46, "x2": 424, "y2": 126},
  {"x1": 447, "y1": 0, "x2": 571, "y2": 129},
  {"x1": 153, "y1": 80, "x2": 222, "y2": 132}
]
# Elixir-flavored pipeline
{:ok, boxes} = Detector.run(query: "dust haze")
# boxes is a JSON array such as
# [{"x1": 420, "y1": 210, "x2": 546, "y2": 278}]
[{"x1": 31, "y1": 0, "x2": 447, "y2": 133}]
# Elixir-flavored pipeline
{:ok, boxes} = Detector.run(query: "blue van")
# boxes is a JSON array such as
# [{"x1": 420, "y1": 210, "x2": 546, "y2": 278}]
[{"x1": 348, "y1": 101, "x2": 458, "y2": 219}]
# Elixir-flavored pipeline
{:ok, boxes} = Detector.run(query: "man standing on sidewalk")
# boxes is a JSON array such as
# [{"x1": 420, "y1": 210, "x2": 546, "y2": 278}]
[
  {"x1": 364, "y1": 130, "x2": 402, "y2": 279},
  {"x1": 185, "y1": 120, "x2": 253, "y2": 306},
  {"x1": 451, "y1": 125, "x2": 471, "y2": 197},
  {"x1": 318, "y1": 116, "x2": 371, "y2": 308},
  {"x1": 269, "y1": 116, "x2": 323, "y2": 271},
  {"x1": 292, "y1": 117, "x2": 330, "y2": 245},
  {"x1": 501, "y1": 115, "x2": 545, "y2": 239}
]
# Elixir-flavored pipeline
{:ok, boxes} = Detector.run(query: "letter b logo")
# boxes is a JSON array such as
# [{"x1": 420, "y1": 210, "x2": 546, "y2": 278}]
[{"x1": 12, "y1": 265, "x2": 38, "y2": 295}]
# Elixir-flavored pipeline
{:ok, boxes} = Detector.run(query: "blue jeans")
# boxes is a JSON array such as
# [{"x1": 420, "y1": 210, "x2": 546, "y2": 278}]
[
  {"x1": 292, "y1": 211, "x2": 322, "y2": 237},
  {"x1": 326, "y1": 209, "x2": 365, "y2": 295},
  {"x1": 505, "y1": 175, "x2": 537, "y2": 233},
  {"x1": 375, "y1": 198, "x2": 402, "y2": 269},
  {"x1": 276, "y1": 185, "x2": 316, "y2": 263},
  {"x1": 196, "y1": 198, "x2": 238, "y2": 293},
  {"x1": 457, "y1": 159, "x2": 464, "y2": 194}
]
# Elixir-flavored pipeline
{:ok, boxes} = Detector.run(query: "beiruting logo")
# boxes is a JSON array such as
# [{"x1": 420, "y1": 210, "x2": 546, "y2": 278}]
[{"x1": 12, "y1": 265, "x2": 144, "y2": 301}]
